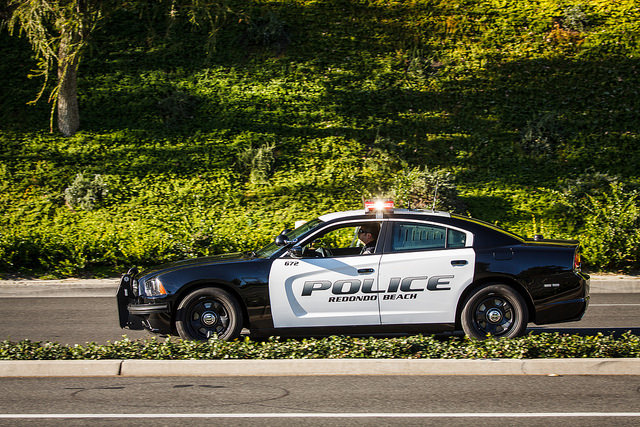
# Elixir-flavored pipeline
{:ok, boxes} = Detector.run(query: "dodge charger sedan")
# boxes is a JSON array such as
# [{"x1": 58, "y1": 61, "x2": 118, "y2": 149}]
[{"x1": 117, "y1": 204, "x2": 589, "y2": 340}]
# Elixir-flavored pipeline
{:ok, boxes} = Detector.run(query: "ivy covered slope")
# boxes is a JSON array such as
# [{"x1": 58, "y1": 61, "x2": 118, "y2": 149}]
[{"x1": 1, "y1": 0, "x2": 639, "y2": 277}]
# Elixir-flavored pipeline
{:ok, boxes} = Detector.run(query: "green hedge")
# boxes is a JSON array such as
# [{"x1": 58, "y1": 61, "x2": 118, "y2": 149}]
[{"x1": 1, "y1": 333, "x2": 639, "y2": 360}]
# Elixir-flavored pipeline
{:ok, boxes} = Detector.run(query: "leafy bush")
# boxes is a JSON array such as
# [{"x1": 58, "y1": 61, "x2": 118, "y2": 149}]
[
  {"x1": 520, "y1": 112, "x2": 563, "y2": 158},
  {"x1": 562, "y1": 5, "x2": 592, "y2": 32},
  {"x1": 555, "y1": 177, "x2": 640, "y2": 270},
  {"x1": 393, "y1": 167, "x2": 464, "y2": 212},
  {"x1": 580, "y1": 184, "x2": 640, "y2": 270},
  {"x1": 237, "y1": 141, "x2": 276, "y2": 185},
  {"x1": 64, "y1": 173, "x2": 109, "y2": 211},
  {"x1": 1, "y1": 332, "x2": 638, "y2": 360}
]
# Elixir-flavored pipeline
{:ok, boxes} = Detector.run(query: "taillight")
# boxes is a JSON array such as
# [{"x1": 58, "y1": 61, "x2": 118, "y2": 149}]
[{"x1": 573, "y1": 250, "x2": 581, "y2": 271}]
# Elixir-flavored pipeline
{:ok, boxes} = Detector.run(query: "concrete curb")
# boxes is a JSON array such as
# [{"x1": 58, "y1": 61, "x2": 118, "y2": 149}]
[
  {"x1": 0, "y1": 275, "x2": 638, "y2": 297},
  {"x1": 590, "y1": 276, "x2": 640, "y2": 293},
  {"x1": 120, "y1": 358, "x2": 640, "y2": 376},
  {"x1": 0, "y1": 278, "x2": 118, "y2": 298},
  {"x1": 1, "y1": 358, "x2": 639, "y2": 377},
  {"x1": 0, "y1": 360, "x2": 121, "y2": 377}
]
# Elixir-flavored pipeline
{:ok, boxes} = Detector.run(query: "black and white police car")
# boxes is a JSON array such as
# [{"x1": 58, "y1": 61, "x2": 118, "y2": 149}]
[{"x1": 117, "y1": 200, "x2": 590, "y2": 340}]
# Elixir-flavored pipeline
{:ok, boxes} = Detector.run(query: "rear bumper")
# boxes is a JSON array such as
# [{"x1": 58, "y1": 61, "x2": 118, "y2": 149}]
[
  {"x1": 533, "y1": 272, "x2": 590, "y2": 325},
  {"x1": 116, "y1": 273, "x2": 170, "y2": 330}
]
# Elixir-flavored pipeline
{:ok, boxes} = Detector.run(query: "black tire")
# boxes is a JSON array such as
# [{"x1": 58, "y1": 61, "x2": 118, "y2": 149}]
[
  {"x1": 175, "y1": 288, "x2": 243, "y2": 341},
  {"x1": 460, "y1": 284, "x2": 528, "y2": 339}
]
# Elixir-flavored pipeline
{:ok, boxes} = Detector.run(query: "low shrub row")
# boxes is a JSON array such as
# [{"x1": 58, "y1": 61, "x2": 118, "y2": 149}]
[{"x1": 1, "y1": 333, "x2": 639, "y2": 360}]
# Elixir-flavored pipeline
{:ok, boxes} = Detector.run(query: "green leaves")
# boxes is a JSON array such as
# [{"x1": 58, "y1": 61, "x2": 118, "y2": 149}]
[
  {"x1": 2, "y1": 0, "x2": 640, "y2": 274},
  {"x1": 580, "y1": 184, "x2": 640, "y2": 270},
  {"x1": 64, "y1": 173, "x2": 108, "y2": 211},
  {"x1": 1, "y1": 332, "x2": 639, "y2": 360}
]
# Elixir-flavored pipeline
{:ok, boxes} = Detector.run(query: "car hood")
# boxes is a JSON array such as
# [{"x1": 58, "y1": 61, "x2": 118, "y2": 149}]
[{"x1": 138, "y1": 252, "x2": 252, "y2": 279}]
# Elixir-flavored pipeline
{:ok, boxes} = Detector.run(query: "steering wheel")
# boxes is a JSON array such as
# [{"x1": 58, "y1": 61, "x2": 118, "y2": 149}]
[{"x1": 315, "y1": 247, "x2": 333, "y2": 258}]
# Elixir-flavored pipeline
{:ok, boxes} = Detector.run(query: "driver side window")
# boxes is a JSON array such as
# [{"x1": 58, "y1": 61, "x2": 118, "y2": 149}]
[
  {"x1": 298, "y1": 223, "x2": 377, "y2": 258},
  {"x1": 313, "y1": 226, "x2": 355, "y2": 249}
]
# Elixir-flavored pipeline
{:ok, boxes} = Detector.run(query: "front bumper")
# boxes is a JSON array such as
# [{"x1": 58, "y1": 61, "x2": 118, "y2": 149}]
[{"x1": 116, "y1": 271, "x2": 170, "y2": 330}]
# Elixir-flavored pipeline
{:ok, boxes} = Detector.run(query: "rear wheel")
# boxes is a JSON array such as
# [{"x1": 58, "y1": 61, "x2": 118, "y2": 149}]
[
  {"x1": 460, "y1": 284, "x2": 528, "y2": 339},
  {"x1": 175, "y1": 288, "x2": 243, "y2": 341}
]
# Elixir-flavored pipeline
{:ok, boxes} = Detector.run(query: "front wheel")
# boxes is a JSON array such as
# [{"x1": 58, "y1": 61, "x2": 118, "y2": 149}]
[
  {"x1": 175, "y1": 288, "x2": 243, "y2": 341},
  {"x1": 460, "y1": 284, "x2": 528, "y2": 339}
]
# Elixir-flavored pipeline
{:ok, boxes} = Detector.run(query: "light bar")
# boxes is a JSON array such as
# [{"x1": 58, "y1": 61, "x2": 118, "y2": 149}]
[{"x1": 364, "y1": 199, "x2": 394, "y2": 213}]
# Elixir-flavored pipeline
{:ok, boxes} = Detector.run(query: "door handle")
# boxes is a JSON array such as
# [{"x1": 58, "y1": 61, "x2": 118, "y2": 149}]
[
  {"x1": 357, "y1": 268, "x2": 375, "y2": 274},
  {"x1": 451, "y1": 260, "x2": 468, "y2": 266}
]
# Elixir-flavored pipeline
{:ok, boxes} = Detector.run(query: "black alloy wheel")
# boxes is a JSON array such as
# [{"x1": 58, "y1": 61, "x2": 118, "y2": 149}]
[
  {"x1": 460, "y1": 284, "x2": 528, "y2": 339},
  {"x1": 175, "y1": 288, "x2": 242, "y2": 341}
]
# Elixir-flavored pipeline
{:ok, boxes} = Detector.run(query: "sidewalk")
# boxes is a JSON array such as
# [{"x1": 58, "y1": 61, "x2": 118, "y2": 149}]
[{"x1": 0, "y1": 274, "x2": 638, "y2": 297}]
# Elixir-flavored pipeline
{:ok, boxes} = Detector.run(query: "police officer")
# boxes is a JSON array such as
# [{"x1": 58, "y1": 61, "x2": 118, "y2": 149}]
[{"x1": 358, "y1": 223, "x2": 380, "y2": 255}]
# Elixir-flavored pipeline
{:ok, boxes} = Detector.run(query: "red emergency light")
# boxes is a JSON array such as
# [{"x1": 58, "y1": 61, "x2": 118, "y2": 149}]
[{"x1": 364, "y1": 199, "x2": 394, "y2": 213}]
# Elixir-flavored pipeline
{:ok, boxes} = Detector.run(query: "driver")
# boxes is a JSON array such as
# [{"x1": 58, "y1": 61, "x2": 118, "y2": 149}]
[{"x1": 358, "y1": 223, "x2": 380, "y2": 255}]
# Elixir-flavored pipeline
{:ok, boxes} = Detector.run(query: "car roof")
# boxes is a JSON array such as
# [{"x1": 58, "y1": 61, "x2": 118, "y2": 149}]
[
  {"x1": 315, "y1": 209, "x2": 525, "y2": 248},
  {"x1": 318, "y1": 209, "x2": 452, "y2": 222}
]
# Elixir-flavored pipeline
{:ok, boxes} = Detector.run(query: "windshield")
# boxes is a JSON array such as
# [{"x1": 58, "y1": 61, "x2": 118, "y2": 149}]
[{"x1": 253, "y1": 218, "x2": 324, "y2": 258}]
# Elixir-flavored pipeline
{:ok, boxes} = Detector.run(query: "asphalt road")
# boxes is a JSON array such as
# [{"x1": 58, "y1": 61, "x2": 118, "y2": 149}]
[
  {"x1": 0, "y1": 293, "x2": 638, "y2": 344},
  {"x1": 1, "y1": 293, "x2": 639, "y2": 426},
  {"x1": 0, "y1": 375, "x2": 639, "y2": 426}
]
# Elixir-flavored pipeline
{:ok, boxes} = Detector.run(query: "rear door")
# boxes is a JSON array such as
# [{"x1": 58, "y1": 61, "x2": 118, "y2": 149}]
[{"x1": 377, "y1": 220, "x2": 475, "y2": 324}]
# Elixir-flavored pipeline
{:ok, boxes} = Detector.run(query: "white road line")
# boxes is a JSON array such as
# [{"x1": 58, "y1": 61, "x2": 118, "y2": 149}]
[
  {"x1": 0, "y1": 413, "x2": 639, "y2": 419},
  {"x1": 589, "y1": 304, "x2": 640, "y2": 306}
]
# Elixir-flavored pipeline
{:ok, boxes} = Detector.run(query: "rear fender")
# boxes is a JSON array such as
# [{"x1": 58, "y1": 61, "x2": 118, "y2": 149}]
[{"x1": 455, "y1": 277, "x2": 536, "y2": 329}]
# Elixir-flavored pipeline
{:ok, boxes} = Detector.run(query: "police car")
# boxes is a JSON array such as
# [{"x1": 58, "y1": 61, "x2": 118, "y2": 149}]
[{"x1": 117, "y1": 201, "x2": 590, "y2": 340}]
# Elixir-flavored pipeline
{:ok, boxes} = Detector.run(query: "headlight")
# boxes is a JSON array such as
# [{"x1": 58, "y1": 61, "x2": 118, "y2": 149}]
[{"x1": 143, "y1": 277, "x2": 167, "y2": 297}]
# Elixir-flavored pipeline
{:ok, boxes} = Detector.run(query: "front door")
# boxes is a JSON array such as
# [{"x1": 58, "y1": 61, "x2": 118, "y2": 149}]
[{"x1": 268, "y1": 221, "x2": 383, "y2": 328}]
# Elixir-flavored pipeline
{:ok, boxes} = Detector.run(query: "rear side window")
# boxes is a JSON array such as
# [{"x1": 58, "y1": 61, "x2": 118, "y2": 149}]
[
  {"x1": 391, "y1": 222, "x2": 467, "y2": 252},
  {"x1": 391, "y1": 223, "x2": 446, "y2": 251},
  {"x1": 447, "y1": 229, "x2": 467, "y2": 248}
]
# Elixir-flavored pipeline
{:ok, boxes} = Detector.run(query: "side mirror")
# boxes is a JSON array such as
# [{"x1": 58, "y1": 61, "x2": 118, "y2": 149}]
[
  {"x1": 275, "y1": 229, "x2": 294, "y2": 246},
  {"x1": 274, "y1": 234, "x2": 288, "y2": 246},
  {"x1": 289, "y1": 246, "x2": 304, "y2": 258}
]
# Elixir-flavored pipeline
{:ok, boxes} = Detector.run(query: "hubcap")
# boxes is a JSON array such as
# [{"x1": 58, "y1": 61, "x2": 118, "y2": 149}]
[
  {"x1": 472, "y1": 296, "x2": 515, "y2": 336},
  {"x1": 486, "y1": 308, "x2": 503, "y2": 323},
  {"x1": 186, "y1": 298, "x2": 231, "y2": 339},
  {"x1": 201, "y1": 311, "x2": 218, "y2": 326}
]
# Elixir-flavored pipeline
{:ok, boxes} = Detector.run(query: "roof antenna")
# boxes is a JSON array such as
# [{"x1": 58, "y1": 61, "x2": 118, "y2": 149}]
[{"x1": 432, "y1": 181, "x2": 439, "y2": 212}]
